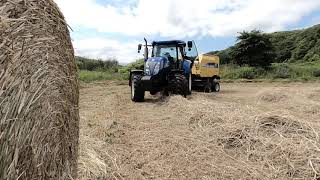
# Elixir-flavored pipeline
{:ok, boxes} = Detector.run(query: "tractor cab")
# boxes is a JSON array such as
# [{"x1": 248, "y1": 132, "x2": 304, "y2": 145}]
[{"x1": 138, "y1": 40, "x2": 198, "y2": 76}]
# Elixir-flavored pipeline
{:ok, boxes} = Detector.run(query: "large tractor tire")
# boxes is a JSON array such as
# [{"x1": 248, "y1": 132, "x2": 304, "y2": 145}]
[
  {"x1": 168, "y1": 74, "x2": 188, "y2": 97},
  {"x1": 131, "y1": 75, "x2": 145, "y2": 102}
]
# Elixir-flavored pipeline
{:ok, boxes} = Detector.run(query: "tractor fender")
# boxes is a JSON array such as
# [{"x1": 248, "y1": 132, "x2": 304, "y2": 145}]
[
  {"x1": 129, "y1": 70, "x2": 143, "y2": 86},
  {"x1": 183, "y1": 60, "x2": 192, "y2": 74}
]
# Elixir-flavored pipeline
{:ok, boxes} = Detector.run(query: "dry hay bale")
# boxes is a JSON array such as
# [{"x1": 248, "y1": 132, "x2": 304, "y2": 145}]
[
  {"x1": 0, "y1": 0, "x2": 79, "y2": 179},
  {"x1": 257, "y1": 89, "x2": 288, "y2": 103}
]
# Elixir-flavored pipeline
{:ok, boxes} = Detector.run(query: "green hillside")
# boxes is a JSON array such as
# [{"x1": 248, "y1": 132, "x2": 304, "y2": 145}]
[
  {"x1": 270, "y1": 24, "x2": 320, "y2": 63},
  {"x1": 211, "y1": 24, "x2": 320, "y2": 64}
]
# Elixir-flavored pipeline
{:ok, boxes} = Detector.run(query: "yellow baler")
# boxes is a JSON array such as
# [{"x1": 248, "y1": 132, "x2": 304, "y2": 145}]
[{"x1": 191, "y1": 54, "x2": 221, "y2": 92}]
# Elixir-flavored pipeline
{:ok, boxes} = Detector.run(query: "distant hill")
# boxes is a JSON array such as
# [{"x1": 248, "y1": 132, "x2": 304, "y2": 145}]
[{"x1": 209, "y1": 24, "x2": 320, "y2": 64}]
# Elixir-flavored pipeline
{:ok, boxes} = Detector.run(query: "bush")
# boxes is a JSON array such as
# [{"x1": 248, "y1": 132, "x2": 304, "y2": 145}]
[
  {"x1": 272, "y1": 64, "x2": 291, "y2": 79},
  {"x1": 221, "y1": 65, "x2": 267, "y2": 79},
  {"x1": 119, "y1": 59, "x2": 144, "y2": 74},
  {"x1": 231, "y1": 30, "x2": 275, "y2": 67},
  {"x1": 76, "y1": 56, "x2": 119, "y2": 72},
  {"x1": 237, "y1": 67, "x2": 256, "y2": 79},
  {"x1": 310, "y1": 54, "x2": 320, "y2": 62},
  {"x1": 313, "y1": 69, "x2": 320, "y2": 77},
  {"x1": 79, "y1": 70, "x2": 127, "y2": 82}
]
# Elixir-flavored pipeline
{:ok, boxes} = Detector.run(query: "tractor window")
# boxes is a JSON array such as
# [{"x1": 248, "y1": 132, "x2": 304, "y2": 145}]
[
  {"x1": 185, "y1": 41, "x2": 198, "y2": 61},
  {"x1": 178, "y1": 47, "x2": 184, "y2": 60},
  {"x1": 153, "y1": 45, "x2": 177, "y2": 61}
]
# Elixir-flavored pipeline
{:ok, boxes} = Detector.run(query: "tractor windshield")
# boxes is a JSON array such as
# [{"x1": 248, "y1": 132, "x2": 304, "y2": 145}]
[{"x1": 152, "y1": 45, "x2": 178, "y2": 62}]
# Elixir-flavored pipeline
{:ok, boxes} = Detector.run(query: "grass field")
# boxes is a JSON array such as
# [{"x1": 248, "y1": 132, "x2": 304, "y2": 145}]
[
  {"x1": 78, "y1": 81, "x2": 320, "y2": 179},
  {"x1": 221, "y1": 62, "x2": 320, "y2": 81},
  {"x1": 79, "y1": 70, "x2": 128, "y2": 82},
  {"x1": 79, "y1": 62, "x2": 320, "y2": 83}
]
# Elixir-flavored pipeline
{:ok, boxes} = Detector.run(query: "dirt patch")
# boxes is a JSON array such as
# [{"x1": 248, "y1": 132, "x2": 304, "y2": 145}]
[{"x1": 308, "y1": 89, "x2": 320, "y2": 101}]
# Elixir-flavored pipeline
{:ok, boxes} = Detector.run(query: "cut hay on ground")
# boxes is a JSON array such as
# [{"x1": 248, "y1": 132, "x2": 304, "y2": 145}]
[
  {"x1": 0, "y1": 0, "x2": 79, "y2": 179},
  {"x1": 168, "y1": 96, "x2": 320, "y2": 179},
  {"x1": 79, "y1": 83, "x2": 320, "y2": 179}
]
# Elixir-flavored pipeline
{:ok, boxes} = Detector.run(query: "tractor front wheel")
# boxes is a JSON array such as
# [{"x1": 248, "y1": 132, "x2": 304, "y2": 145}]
[{"x1": 131, "y1": 75, "x2": 145, "y2": 102}]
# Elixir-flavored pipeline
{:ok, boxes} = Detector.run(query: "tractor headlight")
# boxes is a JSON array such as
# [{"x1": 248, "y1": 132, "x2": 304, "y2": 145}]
[{"x1": 145, "y1": 63, "x2": 150, "y2": 75}]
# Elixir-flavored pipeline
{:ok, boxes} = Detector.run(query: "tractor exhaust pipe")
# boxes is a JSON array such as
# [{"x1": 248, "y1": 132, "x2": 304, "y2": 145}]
[{"x1": 144, "y1": 38, "x2": 149, "y2": 61}]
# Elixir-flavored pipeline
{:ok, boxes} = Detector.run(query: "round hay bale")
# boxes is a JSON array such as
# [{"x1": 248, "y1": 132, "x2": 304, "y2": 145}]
[{"x1": 0, "y1": 0, "x2": 79, "y2": 179}]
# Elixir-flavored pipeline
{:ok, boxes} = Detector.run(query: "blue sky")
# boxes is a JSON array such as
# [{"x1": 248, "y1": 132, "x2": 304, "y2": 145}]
[{"x1": 56, "y1": 0, "x2": 320, "y2": 64}]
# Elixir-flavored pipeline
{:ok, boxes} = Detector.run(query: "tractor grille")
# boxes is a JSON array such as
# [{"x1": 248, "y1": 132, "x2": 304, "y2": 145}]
[{"x1": 145, "y1": 61, "x2": 162, "y2": 76}]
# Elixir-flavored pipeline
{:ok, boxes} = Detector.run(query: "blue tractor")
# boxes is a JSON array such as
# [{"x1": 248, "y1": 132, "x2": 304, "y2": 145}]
[{"x1": 129, "y1": 38, "x2": 198, "y2": 102}]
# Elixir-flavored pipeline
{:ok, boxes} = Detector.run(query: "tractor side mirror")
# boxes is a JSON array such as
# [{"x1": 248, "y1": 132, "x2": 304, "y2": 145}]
[
  {"x1": 138, "y1": 44, "x2": 142, "y2": 53},
  {"x1": 187, "y1": 41, "x2": 193, "y2": 51}
]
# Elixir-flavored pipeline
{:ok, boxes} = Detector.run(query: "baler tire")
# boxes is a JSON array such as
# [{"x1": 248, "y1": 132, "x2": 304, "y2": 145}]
[{"x1": 212, "y1": 83, "x2": 220, "y2": 92}]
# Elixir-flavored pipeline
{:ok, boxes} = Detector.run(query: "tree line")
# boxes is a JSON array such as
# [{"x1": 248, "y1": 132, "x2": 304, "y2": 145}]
[
  {"x1": 76, "y1": 56, "x2": 120, "y2": 72},
  {"x1": 210, "y1": 24, "x2": 320, "y2": 67}
]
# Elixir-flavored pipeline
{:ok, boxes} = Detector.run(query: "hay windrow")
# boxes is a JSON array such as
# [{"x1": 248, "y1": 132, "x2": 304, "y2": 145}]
[
  {"x1": 0, "y1": 0, "x2": 79, "y2": 179},
  {"x1": 257, "y1": 89, "x2": 288, "y2": 103},
  {"x1": 162, "y1": 92, "x2": 320, "y2": 179}
]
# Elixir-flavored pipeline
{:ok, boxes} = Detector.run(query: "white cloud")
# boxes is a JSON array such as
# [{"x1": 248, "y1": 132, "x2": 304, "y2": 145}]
[
  {"x1": 56, "y1": 0, "x2": 320, "y2": 37},
  {"x1": 55, "y1": 0, "x2": 320, "y2": 62},
  {"x1": 73, "y1": 38, "x2": 141, "y2": 64}
]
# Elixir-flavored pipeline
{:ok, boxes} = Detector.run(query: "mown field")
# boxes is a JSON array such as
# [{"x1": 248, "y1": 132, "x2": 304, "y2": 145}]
[{"x1": 78, "y1": 81, "x2": 320, "y2": 179}]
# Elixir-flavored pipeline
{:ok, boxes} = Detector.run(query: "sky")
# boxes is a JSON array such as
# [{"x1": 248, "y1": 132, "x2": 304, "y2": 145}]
[{"x1": 55, "y1": 0, "x2": 320, "y2": 64}]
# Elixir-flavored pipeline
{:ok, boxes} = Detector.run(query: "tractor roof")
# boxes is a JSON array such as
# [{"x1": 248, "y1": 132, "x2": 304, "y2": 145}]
[{"x1": 152, "y1": 40, "x2": 186, "y2": 46}]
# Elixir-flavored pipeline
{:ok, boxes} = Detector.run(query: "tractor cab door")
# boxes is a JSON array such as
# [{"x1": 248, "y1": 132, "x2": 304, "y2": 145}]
[
  {"x1": 185, "y1": 41, "x2": 198, "y2": 62},
  {"x1": 184, "y1": 41, "x2": 198, "y2": 74}
]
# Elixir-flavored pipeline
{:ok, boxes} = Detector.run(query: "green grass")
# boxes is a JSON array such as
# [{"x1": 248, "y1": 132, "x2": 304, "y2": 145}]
[
  {"x1": 221, "y1": 61, "x2": 320, "y2": 81},
  {"x1": 79, "y1": 61, "x2": 320, "y2": 83},
  {"x1": 79, "y1": 70, "x2": 128, "y2": 82}
]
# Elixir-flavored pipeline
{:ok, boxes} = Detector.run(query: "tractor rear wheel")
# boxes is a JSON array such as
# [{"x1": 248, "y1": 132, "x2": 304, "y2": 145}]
[
  {"x1": 168, "y1": 74, "x2": 188, "y2": 97},
  {"x1": 131, "y1": 75, "x2": 145, "y2": 102}
]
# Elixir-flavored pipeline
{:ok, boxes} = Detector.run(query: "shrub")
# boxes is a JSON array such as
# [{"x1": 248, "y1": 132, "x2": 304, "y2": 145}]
[
  {"x1": 79, "y1": 70, "x2": 127, "y2": 82},
  {"x1": 313, "y1": 69, "x2": 320, "y2": 77},
  {"x1": 237, "y1": 67, "x2": 256, "y2": 79},
  {"x1": 273, "y1": 64, "x2": 291, "y2": 79},
  {"x1": 310, "y1": 54, "x2": 320, "y2": 62}
]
